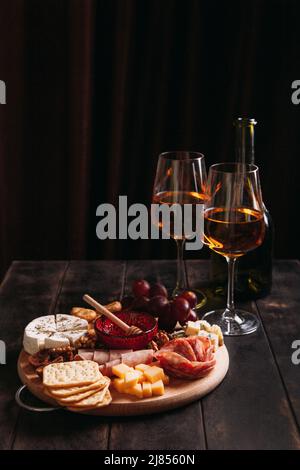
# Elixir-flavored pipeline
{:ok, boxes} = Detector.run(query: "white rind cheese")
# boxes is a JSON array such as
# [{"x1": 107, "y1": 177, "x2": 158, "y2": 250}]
[
  {"x1": 23, "y1": 314, "x2": 88, "y2": 354},
  {"x1": 44, "y1": 334, "x2": 70, "y2": 349},
  {"x1": 56, "y1": 314, "x2": 88, "y2": 332},
  {"x1": 62, "y1": 329, "x2": 87, "y2": 344}
]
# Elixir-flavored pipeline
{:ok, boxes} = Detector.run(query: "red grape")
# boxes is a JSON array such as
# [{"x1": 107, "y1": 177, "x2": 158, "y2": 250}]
[
  {"x1": 148, "y1": 295, "x2": 169, "y2": 317},
  {"x1": 186, "y1": 309, "x2": 198, "y2": 323},
  {"x1": 149, "y1": 283, "x2": 168, "y2": 298},
  {"x1": 180, "y1": 291, "x2": 197, "y2": 309},
  {"x1": 131, "y1": 296, "x2": 150, "y2": 312},
  {"x1": 158, "y1": 302, "x2": 177, "y2": 331},
  {"x1": 171, "y1": 297, "x2": 190, "y2": 323},
  {"x1": 132, "y1": 279, "x2": 150, "y2": 298}
]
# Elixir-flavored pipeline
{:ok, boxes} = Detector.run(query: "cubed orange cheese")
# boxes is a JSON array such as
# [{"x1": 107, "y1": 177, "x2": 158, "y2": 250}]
[
  {"x1": 124, "y1": 370, "x2": 141, "y2": 388},
  {"x1": 125, "y1": 383, "x2": 143, "y2": 399},
  {"x1": 162, "y1": 374, "x2": 169, "y2": 385},
  {"x1": 135, "y1": 363, "x2": 150, "y2": 373},
  {"x1": 112, "y1": 377, "x2": 126, "y2": 393},
  {"x1": 144, "y1": 366, "x2": 165, "y2": 384},
  {"x1": 142, "y1": 381, "x2": 152, "y2": 398},
  {"x1": 137, "y1": 371, "x2": 146, "y2": 383},
  {"x1": 151, "y1": 379, "x2": 165, "y2": 396},
  {"x1": 112, "y1": 363, "x2": 132, "y2": 378}
]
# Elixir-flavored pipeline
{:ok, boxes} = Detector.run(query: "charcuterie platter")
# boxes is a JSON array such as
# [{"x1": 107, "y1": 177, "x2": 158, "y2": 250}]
[
  {"x1": 16, "y1": 280, "x2": 229, "y2": 416},
  {"x1": 18, "y1": 345, "x2": 229, "y2": 416}
]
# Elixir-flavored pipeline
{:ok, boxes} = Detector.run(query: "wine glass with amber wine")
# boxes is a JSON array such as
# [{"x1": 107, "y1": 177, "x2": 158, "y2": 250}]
[
  {"x1": 152, "y1": 151, "x2": 207, "y2": 309},
  {"x1": 203, "y1": 162, "x2": 266, "y2": 335}
]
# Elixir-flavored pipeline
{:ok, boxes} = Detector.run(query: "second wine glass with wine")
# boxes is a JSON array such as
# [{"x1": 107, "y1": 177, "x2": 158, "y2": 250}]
[
  {"x1": 152, "y1": 151, "x2": 207, "y2": 309},
  {"x1": 203, "y1": 162, "x2": 266, "y2": 335}
]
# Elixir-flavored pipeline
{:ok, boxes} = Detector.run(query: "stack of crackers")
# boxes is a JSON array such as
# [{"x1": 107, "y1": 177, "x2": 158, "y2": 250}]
[{"x1": 43, "y1": 360, "x2": 111, "y2": 411}]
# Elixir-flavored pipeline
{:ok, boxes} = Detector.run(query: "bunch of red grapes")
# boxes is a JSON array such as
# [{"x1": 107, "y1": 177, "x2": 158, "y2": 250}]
[{"x1": 122, "y1": 280, "x2": 197, "y2": 331}]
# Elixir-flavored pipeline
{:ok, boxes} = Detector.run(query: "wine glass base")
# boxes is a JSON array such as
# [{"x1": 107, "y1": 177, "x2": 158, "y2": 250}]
[{"x1": 202, "y1": 309, "x2": 259, "y2": 336}]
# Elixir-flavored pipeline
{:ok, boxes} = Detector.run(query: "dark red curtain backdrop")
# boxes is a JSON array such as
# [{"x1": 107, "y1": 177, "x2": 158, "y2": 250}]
[{"x1": 0, "y1": 0, "x2": 300, "y2": 279}]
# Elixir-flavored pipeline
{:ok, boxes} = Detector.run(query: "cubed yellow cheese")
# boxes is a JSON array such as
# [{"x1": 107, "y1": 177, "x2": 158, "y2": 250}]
[
  {"x1": 124, "y1": 370, "x2": 141, "y2": 388},
  {"x1": 137, "y1": 371, "x2": 146, "y2": 383},
  {"x1": 125, "y1": 383, "x2": 143, "y2": 399},
  {"x1": 162, "y1": 374, "x2": 169, "y2": 385},
  {"x1": 112, "y1": 363, "x2": 132, "y2": 378},
  {"x1": 144, "y1": 366, "x2": 165, "y2": 384},
  {"x1": 151, "y1": 380, "x2": 165, "y2": 396},
  {"x1": 112, "y1": 377, "x2": 126, "y2": 393},
  {"x1": 142, "y1": 381, "x2": 152, "y2": 398},
  {"x1": 135, "y1": 363, "x2": 150, "y2": 373}
]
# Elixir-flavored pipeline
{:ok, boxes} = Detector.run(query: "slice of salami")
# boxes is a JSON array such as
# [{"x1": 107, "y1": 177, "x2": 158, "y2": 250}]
[
  {"x1": 155, "y1": 348, "x2": 216, "y2": 380},
  {"x1": 184, "y1": 336, "x2": 208, "y2": 362},
  {"x1": 160, "y1": 337, "x2": 197, "y2": 361},
  {"x1": 121, "y1": 349, "x2": 154, "y2": 367}
]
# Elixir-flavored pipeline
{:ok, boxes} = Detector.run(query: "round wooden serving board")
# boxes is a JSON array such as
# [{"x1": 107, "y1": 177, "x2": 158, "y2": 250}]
[{"x1": 18, "y1": 346, "x2": 229, "y2": 416}]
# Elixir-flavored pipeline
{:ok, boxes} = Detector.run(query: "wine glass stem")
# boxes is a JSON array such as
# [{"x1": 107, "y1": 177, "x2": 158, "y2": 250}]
[
  {"x1": 174, "y1": 238, "x2": 187, "y2": 294},
  {"x1": 224, "y1": 256, "x2": 237, "y2": 320}
]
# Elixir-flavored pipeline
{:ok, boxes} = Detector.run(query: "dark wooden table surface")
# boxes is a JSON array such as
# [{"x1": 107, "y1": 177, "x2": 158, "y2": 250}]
[{"x1": 1, "y1": 259, "x2": 300, "y2": 450}]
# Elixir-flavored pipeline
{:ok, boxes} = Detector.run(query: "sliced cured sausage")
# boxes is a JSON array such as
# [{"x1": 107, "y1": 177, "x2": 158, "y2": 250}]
[
  {"x1": 160, "y1": 337, "x2": 197, "y2": 361},
  {"x1": 155, "y1": 336, "x2": 216, "y2": 380}
]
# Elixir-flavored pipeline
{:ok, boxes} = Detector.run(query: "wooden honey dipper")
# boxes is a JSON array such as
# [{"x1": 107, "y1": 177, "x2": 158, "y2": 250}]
[{"x1": 83, "y1": 294, "x2": 143, "y2": 336}]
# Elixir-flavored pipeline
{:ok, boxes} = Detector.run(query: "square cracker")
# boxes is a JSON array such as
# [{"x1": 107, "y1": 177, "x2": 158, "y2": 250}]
[
  {"x1": 68, "y1": 389, "x2": 112, "y2": 411},
  {"x1": 47, "y1": 378, "x2": 106, "y2": 398},
  {"x1": 63, "y1": 385, "x2": 110, "y2": 408},
  {"x1": 51, "y1": 378, "x2": 110, "y2": 404},
  {"x1": 43, "y1": 360, "x2": 101, "y2": 388}
]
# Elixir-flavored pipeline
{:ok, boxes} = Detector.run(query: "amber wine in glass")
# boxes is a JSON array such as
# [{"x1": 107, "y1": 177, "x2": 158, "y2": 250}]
[
  {"x1": 152, "y1": 152, "x2": 207, "y2": 308},
  {"x1": 203, "y1": 163, "x2": 266, "y2": 335}
]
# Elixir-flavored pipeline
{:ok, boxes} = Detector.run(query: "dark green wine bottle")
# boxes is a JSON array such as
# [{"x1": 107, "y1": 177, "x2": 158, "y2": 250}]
[{"x1": 210, "y1": 118, "x2": 273, "y2": 300}]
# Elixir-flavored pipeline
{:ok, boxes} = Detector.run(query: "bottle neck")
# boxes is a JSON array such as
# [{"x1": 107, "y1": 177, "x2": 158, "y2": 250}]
[{"x1": 234, "y1": 118, "x2": 256, "y2": 165}]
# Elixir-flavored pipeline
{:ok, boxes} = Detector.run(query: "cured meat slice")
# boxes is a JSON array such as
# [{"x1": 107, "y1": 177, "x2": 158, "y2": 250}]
[
  {"x1": 155, "y1": 351, "x2": 216, "y2": 379},
  {"x1": 155, "y1": 336, "x2": 216, "y2": 380},
  {"x1": 109, "y1": 349, "x2": 133, "y2": 361},
  {"x1": 78, "y1": 349, "x2": 94, "y2": 361},
  {"x1": 160, "y1": 337, "x2": 197, "y2": 361},
  {"x1": 93, "y1": 350, "x2": 110, "y2": 364},
  {"x1": 121, "y1": 349, "x2": 154, "y2": 367},
  {"x1": 93, "y1": 349, "x2": 134, "y2": 364},
  {"x1": 184, "y1": 336, "x2": 212, "y2": 362}
]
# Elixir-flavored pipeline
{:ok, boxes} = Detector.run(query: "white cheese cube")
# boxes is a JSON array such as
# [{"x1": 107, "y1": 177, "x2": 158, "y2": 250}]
[
  {"x1": 198, "y1": 331, "x2": 219, "y2": 351},
  {"x1": 196, "y1": 320, "x2": 211, "y2": 331},
  {"x1": 185, "y1": 321, "x2": 200, "y2": 336}
]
